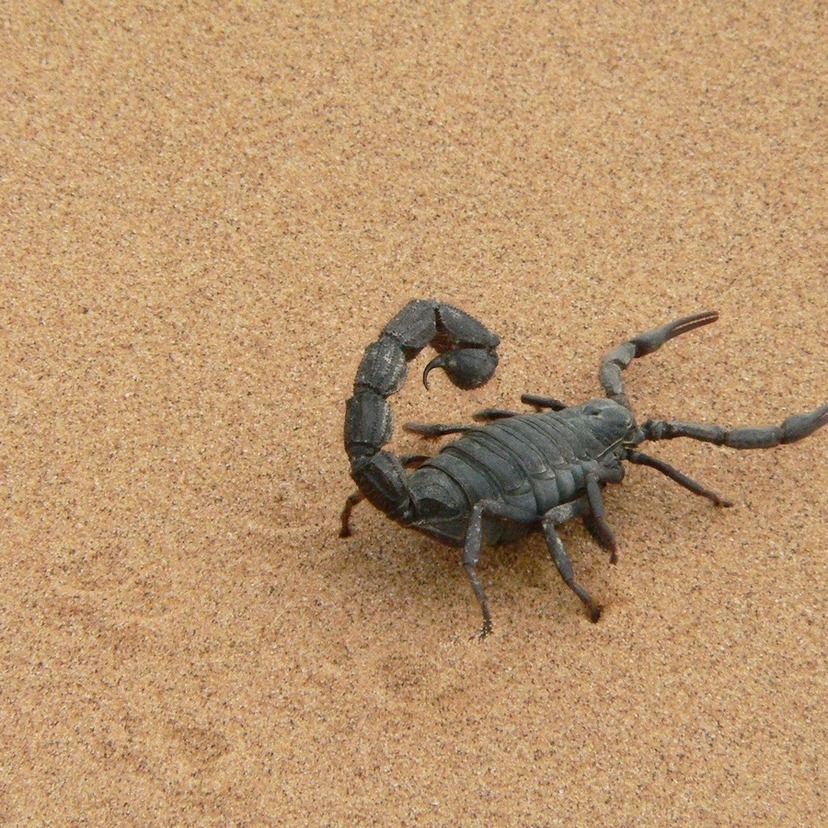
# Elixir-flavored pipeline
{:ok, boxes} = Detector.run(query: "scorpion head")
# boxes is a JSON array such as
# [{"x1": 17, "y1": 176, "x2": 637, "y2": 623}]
[{"x1": 564, "y1": 399, "x2": 641, "y2": 458}]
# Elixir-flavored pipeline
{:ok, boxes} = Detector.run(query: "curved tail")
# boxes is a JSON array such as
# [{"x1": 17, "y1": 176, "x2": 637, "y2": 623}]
[{"x1": 344, "y1": 300, "x2": 500, "y2": 526}]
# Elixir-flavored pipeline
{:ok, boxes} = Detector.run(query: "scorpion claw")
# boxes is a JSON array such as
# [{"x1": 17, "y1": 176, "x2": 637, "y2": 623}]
[{"x1": 781, "y1": 403, "x2": 828, "y2": 443}]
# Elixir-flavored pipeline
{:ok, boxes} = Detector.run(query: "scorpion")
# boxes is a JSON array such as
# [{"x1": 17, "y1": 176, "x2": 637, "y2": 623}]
[{"x1": 340, "y1": 300, "x2": 827, "y2": 637}]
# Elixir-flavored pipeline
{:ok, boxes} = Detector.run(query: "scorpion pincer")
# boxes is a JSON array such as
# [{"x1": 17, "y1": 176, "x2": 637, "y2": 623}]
[{"x1": 341, "y1": 300, "x2": 827, "y2": 638}]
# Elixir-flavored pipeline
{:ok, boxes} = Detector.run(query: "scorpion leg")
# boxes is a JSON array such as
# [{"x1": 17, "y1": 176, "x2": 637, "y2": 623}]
[
  {"x1": 542, "y1": 500, "x2": 602, "y2": 622},
  {"x1": 626, "y1": 449, "x2": 733, "y2": 507},
  {"x1": 584, "y1": 473, "x2": 620, "y2": 564},
  {"x1": 410, "y1": 404, "x2": 552, "y2": 430},
  {"x1": 521, "y1": 394, "x2": 567, "y2": 410},
  {"x1": 340, "y1": 454, "x2": 430, "y2": 537},
  {"x1": 463, "y1": 500, "x2": 540, "y2": 639},
  {"x1": 641, "y1": 403, "x2": 828, "y2": 449},
  {"x1": 404, "y1": 422, "x2": 476, "y2": 437},
  {"x1": 473, "y1": 407, "x2": 523, "y2": 421},
  {"x1": 405, "y1": 406, "x2": 520, "y2": 438},
  {"x1": 600, "y1": 311, "x2": 719, "y2": 410},
  {"x1": 582, "y1": 514, "x2": 612, "y2": 555}
]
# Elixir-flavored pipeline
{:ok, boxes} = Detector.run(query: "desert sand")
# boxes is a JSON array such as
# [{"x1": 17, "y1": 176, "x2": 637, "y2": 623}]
[{"x1": 1, "y1": 3, "x2": 826, "y2": 825}]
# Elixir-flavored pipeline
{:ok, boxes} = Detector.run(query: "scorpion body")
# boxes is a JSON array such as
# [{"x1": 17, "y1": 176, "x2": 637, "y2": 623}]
[{"x1": 342, "y1": 300, "x2": 827, "y2": 637}]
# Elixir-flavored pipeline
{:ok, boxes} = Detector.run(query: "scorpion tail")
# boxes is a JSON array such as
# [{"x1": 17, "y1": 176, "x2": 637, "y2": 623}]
[
  {"x1": 599, "y1": 311, "x2": 719, "y2": 410},
  {"x1": 343, "y1": 300, "x2": 500, "y2": 528}
]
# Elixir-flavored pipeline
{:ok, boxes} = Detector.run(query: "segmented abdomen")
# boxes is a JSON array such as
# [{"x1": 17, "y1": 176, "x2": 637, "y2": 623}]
[{"x1": 407, "y1": 411, "x2": 610, "y2": 545}]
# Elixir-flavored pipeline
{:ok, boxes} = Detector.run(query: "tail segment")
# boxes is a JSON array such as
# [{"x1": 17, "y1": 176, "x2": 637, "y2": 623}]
[{"x1": 344, "y1": 300, "x2": 500, "y2": 525}]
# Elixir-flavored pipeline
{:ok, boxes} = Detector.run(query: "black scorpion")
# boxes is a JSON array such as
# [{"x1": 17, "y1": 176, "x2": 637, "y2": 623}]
[{"x1": 341, "y1": 300, "x2": 827, "y2": 637}]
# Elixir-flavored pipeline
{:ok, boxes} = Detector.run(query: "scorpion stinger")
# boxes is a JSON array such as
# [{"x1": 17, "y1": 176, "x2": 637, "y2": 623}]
[{"x1": 342, "y1": 300, "x2": 500, "y2": 534}]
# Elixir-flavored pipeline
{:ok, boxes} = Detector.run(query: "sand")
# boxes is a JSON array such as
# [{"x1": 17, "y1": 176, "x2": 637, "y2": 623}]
[{"x1": 1, "y1": 2, "x2": 826, "y2": 825}]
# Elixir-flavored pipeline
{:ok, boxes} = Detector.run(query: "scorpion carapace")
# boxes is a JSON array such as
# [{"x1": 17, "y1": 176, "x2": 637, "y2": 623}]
[{"x1": 341, "y1": 300, "x2": 828, "y2": 637}]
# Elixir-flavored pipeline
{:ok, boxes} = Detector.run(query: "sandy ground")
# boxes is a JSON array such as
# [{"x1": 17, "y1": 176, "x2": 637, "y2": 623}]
[{"x1": 1, "y1": 3, "x2": 826, "y2": 825}]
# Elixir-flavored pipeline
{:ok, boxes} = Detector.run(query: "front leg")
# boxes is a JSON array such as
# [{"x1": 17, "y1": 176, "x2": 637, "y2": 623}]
[
  {"x1": 462, "y1": 500, "x2": 539, "y2": 639},
  {"x1": 626, "y1": 449, "x2": 733, "y2": 507}
]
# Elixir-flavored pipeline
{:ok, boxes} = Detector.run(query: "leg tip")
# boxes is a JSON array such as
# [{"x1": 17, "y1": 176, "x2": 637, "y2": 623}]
[
  {"x1": 472, "y1": 622, "x2": 493, "y2": 641},
  {"x1": 588, "y1": 604, "x2": 603, "y2": 623}
]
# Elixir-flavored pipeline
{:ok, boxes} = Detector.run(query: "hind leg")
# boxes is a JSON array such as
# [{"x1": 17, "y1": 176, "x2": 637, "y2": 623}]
[
  {"x1": 406, "y1": 407, "x2": 534, "y2": 433},
  {"x1": 472, "y1": 407, "x2": 524, "y2": 421},
  {"x1": 406, "y1": 398, "x2": 568, "y2": 433}
]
